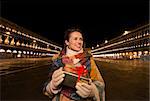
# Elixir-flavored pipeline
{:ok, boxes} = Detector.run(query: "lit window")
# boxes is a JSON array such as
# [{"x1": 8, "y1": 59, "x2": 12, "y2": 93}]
[
  {"x1": 0, "y1": 49, "x2": 5, "y2": 52},
  {"x1": 13, "y1": 50, "x2": 17, "y2": 53},
  {"x1": 6, "y1": 49, "x2": 11, "y2": 53}
]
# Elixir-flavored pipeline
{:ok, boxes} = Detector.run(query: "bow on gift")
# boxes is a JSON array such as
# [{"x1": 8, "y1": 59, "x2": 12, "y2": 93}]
[
  {"x1": 72, "y1": 65, "x2": 88, "y2": 82},
  {"x1": 62, "y1": 56, "x2": 88, "y2": 82}
]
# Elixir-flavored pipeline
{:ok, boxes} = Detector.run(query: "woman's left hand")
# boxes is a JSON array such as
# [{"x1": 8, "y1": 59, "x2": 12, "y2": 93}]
[{"x1": 75, "y1": 82, "x2": 94, "y2": 98}]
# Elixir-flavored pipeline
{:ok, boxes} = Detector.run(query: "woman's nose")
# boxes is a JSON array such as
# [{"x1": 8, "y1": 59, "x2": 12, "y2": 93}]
[{"x1": 77, "y1": 39, "x2": 82, "y2": 43}]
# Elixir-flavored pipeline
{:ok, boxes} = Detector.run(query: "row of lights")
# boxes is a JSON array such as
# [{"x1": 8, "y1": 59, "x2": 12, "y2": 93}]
[
  {"x1": 0, "y1": 34, "x2": 60, "y2": 53},
  {"x1": 0, "y1": 24, "x2": 62, "y2": 50},
  {"x1": 92, "y1": 43, "x2": 150, "y2": 55},
  {"x1": 92, "y1": 29, "x2": 149, "y2": 52},
  {"x1": 0, "y1": 49, "x2": 55, "y2": 56},
  {"x1": 93, "y1": 51, "x2": 149, "y2": 59}
]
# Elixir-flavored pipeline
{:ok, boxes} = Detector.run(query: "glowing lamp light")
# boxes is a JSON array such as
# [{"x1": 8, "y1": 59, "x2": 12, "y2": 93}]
[
  {"x1": 105, "y1": 40, "x2": 108, "y2": 43},
  {"x1": 123, "y1": 31, "x2": 130, "y2": 35},
  {"x1": 13, "y1": 50, "x2": 17, "y2": 53},
  {"x1": 6, "y1": 32, "x2": 10, "y2": 35},
  {"x1": 6, "y1": 49, "x2": 11, "y2": 53},
  {"x1": 0, "y1": 49, "x2": 5, "y2": 52}
]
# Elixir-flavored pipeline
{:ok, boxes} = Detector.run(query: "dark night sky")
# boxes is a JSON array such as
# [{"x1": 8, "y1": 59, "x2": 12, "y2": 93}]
[{"x1": 1, "y1": 0, "x2": 149, "y2": 48}]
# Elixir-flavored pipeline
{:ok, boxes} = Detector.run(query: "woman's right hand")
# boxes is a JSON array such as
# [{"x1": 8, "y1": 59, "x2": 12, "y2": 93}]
[{"x1": 51, "y1": 67, "x2": 65, "y2": 88}]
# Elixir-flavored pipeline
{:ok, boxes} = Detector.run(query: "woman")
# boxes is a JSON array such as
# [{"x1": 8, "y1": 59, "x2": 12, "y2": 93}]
[{"x1": 43, "y1": 28, "x2": 105, "y2": 101}]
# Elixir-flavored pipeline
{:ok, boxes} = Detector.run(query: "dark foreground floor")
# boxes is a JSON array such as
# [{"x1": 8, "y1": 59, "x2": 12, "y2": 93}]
[
  {"x1": 1, "y1": 58, "x2": 51, "y2": 101},
  {"x1": 0, "y1": 58, "x2": 149, "y2": 101},
  {"x1": 95, "y1": 58, "x2": 149, "y2": 101}
]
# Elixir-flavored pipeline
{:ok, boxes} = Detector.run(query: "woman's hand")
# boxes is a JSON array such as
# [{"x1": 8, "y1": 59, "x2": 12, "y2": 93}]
[
  {"x1": 75, "y1": 82, "x2": 94, "y2": 98},
  {"x1": 46, "y1": 67, "x2": 65, "y2": 94},
  {"x1": 51, "y1": 67, "x2": 65, "y2": 88}
]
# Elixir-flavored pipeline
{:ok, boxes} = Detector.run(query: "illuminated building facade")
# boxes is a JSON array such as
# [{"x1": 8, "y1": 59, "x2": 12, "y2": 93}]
[
  {"x1": 0, "y1": 17, "x2": 62, "y2": 59},
  {"x1": 92, "y1": 23, "x2": 150, "y2": 60}
]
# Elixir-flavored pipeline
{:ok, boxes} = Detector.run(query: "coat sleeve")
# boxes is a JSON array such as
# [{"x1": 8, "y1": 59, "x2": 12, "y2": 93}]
[
  {"x1": 42, "y1": 63, "x2": 58, "y2": 99},
  {"x1": 90, "y1": 56, "x2": 105, "y2": 101},
  {"x1": 43, "y1": 54, "x2": 61, "y2": 99}
]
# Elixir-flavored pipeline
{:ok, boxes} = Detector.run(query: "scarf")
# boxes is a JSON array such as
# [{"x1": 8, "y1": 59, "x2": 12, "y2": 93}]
[
  {"x1": 63, "y1": 47, "x2": 88, "y2": 80},
  {"x1": 66, "y1": 46, "x2": 83, "y2": 57},
  {"x1": 52, "y1": 47, "x2": 92, "y2": 100}
]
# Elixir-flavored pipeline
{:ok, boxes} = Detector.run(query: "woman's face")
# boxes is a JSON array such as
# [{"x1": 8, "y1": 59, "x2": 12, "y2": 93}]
[{"x1": 65, "y1": 31, "x2": 83, "y2": 51}]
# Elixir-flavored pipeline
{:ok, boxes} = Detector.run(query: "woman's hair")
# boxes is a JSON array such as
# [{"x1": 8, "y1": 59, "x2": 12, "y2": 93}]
[
  {"x1": 63, "y1": 27, "x2": 84, "y2": 47},
  {"x1": 64, "y1": 27, "x2": 83, "y2": 41}
]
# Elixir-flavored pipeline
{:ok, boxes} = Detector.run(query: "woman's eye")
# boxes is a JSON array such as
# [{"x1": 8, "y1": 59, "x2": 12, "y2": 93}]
[
  {"x1": 74, "y1": 38, "x2": 78, "y2": 40},
  {"x1": 80, "y1": 38, "x2": 83, "y2": 41},
  {"x1": 73, "y1": 37, "x2": 83, "y2": 41}
]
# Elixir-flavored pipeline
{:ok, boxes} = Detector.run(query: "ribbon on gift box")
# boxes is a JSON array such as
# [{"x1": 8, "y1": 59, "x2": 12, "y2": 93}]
[{"x1": 71, "y1": 65, "x2": 88, "y2": 82}]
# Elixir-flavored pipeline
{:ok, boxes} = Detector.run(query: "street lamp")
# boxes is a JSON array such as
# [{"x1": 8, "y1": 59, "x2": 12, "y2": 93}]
[
  {"x1": 105, "y1": 40, "x2": 108, "y2": 43},
  {"x1": 123, "y1": 31, "x2": 130, "y2": 35}
]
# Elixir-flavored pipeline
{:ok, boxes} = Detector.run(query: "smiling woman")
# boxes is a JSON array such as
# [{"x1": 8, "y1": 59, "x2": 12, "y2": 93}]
[
  {"x1": 64, "y1": 28, "x2": 84, "y2": 51},
  {"x1": 43, "y1": 27, "x2": 105, "y2": 101}
]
